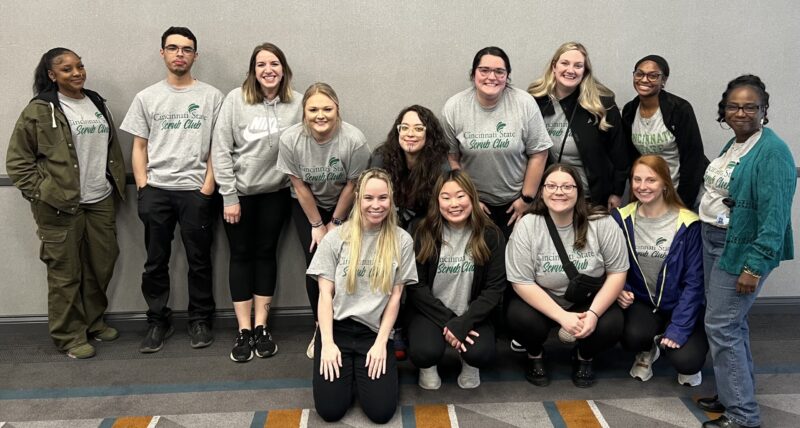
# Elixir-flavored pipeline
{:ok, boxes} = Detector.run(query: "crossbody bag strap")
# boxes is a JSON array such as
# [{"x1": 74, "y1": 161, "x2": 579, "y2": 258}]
[
  {"x1": 544, "y1": 213, "x2": 579, "y2": 280},
  {"x1": 556, "y1": 100, "x2": 579, "y2": 163}
]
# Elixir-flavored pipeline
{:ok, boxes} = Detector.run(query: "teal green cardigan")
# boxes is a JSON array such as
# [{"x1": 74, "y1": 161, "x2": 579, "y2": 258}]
[{"x1": 717, "y1": 127, "x2": 795, "y2": 276}]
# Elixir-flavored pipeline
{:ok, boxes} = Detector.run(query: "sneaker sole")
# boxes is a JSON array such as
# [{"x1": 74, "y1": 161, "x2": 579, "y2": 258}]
[
  {"x1": 255, "y1": 344, "x2": 278, "y2": 358},
  {"x1": 92, "y1": 332, "x2": 120, "y2": 342},
  {"x1": 230, "y1": 350, "x2": 254, "y2": 362},
  {"x1": 139, "y1": 326, "x2": 175, "y2": 353},
  {"x1": 509, "y1": 340, "x2": 526, "y2": 353},
  {"x1": 190, "y1": 338, "x2": 215, "y2": 349}
]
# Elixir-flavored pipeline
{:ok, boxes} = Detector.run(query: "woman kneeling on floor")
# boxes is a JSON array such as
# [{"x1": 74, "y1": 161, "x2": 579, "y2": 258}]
[
  {"x1": 505, "y1": 164, "x2": 628, "y2": 388},
  {"x1": 306, "y1": 168, "x2": 418, "y2": 424},
  {"x1": 612, "y1": 155, "x2": 707, "y2": 386},
  {"x1": 407, "y1": 169, "x2": 506, "y2": 390}
]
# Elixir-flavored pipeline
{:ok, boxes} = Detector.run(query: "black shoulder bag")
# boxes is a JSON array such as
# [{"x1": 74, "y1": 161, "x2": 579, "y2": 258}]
[{"x1": 544, "y1": 214, "x2": 605, "y2": 305}]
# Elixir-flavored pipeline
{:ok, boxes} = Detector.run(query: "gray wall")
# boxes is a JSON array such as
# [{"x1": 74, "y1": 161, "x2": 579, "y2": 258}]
[{"x1": 1, "y1": 1, "x2": 798, "y2": 317}]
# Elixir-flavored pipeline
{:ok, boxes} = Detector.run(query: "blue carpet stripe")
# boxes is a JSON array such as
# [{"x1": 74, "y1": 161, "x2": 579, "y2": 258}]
[
  {"x1": 98, "y1": 419, "x2": 116, "y2": 428},
  {"x1": 250, "y1": 410, "x2": 268, "y2": 428},
  {"x1": 543, "y1": 401, "x2": 567, "y2": 428},
  {"x1": 680, "y1": 396, "x2": 712, "y2": 423},
  {"x1": 401, "y1": 405, "x2": 417, "y2": 428}
]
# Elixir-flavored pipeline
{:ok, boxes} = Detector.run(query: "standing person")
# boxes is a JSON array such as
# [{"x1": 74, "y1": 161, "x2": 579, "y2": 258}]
[
  {"x1": 442, "y1": 46, "x2": 551, "y2": 239},
  {"x1": 612, "y1": 155, "x2": 707, "y2": 386},
  {"x1": 307, "y1": 168, "x2": 417, "y2": 424},
  {"x1": 505, "y1": 164, "x2": 628, "y2": 388},
  {"x1": 7, "y1": 48, "x2": 126, "y2": 359},
  {"x1": 407, "y1": 169, "x2": 506, "y2": 390},
  {"x1": 621, "y1": 55, "x2": 708, "y2": 208},
  {"x1": 370, "y1": 105, "x2": 449, "y2": 230},
  {"x1": 696, "y1": 75, "x2": 795, "y2": 428},
  {"x1": 212, "y1": 43, "x2": 301, "y2": 362},
  {"x1": 276, "y1": 82, "x2": 370, "y2": 359},
  {"x1": 121, "y1": 27, "x2": 224, "y2": 353},
  {"x1": 529, "y1": 42, "x2": 629, "y2": 210}
]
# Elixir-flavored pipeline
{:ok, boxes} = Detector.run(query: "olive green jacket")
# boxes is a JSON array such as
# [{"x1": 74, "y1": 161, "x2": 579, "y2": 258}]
[{"x1": 6, "y1": 88, "x2": 126, "y2": 213}]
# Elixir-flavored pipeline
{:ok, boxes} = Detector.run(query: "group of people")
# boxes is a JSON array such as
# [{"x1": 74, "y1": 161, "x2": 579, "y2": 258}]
[{"x1": 6, "y1": 26, "x2": 795, "y2": 428}]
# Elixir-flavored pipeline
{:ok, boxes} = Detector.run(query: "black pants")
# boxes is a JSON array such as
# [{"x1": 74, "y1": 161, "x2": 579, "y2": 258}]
[
  {"x1": 313, "y1": 319, "x2": 398, "y2": 424},
  {"x1": 137, "y1": 186, "x2": 215, "y2": 325},
  {"x1": 506, "y1": 292, "x2": 623, "y2": 358},
  {"x1": 620, "y1": 300, "x2": 708, "y2": 374},
  {"x1": 486, "y1": 201, "x2": 515, "y2": 241},
  {"x1": 407, "y1": 310, "x2": 496, "y2": 369},
  {"x1": 222, "y1": 189, "x2": 290, "y2": 301},
  {"x1": 290, "y1": 200, "x2": 333, "y2": 320}
]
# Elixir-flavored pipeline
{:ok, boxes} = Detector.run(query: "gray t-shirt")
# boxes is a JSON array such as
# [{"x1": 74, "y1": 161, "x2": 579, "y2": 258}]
[
  {"x1": 546, "y1": 100, "x2": 588, "y2": 192},
  {"x1": 442, "y1": 87, "x2": 552, "y2": 205},
  {"x1": 631, "y1": 107, "x2": 680, "y2": 188},
  {"x1": 276, "y1": 122, "x2": 370, "y2": 210},
  {"x1": 306, "y1": 226, "x2": 418, "y2": 334},
  {"x1": 431, "y1": 225, "x2": 475, "y2": 316},
  {"x1": 212, "y1": 87, "x2": 302, "y2": 206},
  {"x1": 506, "y1": 214, "x2": 629, "y2": 309},
  {"x1": 633, "y1": 209, "x2": 678, "y2": 297},
  {"x1": 58, "y1": 93, "x2": 113, "y2": 204},
  {"x1": 120, "y1": 80, "x2": 223, "y2": 191}
]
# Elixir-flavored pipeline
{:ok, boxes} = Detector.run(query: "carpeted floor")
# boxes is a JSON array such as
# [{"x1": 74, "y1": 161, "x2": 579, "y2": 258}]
[{"x1": 1, "y1": 313, "x2": 798, "y2": 427}]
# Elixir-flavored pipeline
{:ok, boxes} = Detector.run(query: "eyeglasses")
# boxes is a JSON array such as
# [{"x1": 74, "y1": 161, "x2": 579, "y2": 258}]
[
  {"x1": 543, "y1": 183, "x2": 577, "y2": 193},
  {"x1": 724, "y1": 104, "x2": 762, "y2": 115},
  {"x1": 476, "y1": 67, "x2": 508, "y2": 78},
  {"x1": 633, "y1": 70, "x2": 663, "y2": 81},
  {"x1": 164, "y1": 45, "x2": 196, "y2": 55},
  {"x1": 397, "y1": 124, "x2": 426, "y2": 135}
]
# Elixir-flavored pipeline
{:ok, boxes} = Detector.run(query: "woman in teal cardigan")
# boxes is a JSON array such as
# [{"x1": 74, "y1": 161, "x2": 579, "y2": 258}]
[{"x1": 696, "y1": 75, "x2": 795, "y2": 428}]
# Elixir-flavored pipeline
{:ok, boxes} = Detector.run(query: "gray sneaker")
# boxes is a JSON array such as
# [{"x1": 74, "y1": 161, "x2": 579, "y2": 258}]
[
  {"x1": 418, "y1": 366, "x2": 442, "y2": 390},
  {"x1": 630, "y1": 343, "x2": 660, "y2": 381}
]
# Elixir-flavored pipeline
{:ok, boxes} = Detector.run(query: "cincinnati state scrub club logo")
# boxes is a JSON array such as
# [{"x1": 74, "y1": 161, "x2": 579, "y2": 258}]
[
  {"x1": 301, "y1": 156, "x2": 346, "y2": 183},
  {"x1": 463, "y1": 121, "x2": 515, "y2": 150},
  {"x1": 153, "y1": 103, "x2": 209, "y2": 130}
]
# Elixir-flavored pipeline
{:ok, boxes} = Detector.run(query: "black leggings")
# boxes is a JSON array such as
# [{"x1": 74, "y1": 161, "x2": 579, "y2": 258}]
[
  {"x1": 505, "y1": 292, "x2": 623, "y2": 358},
  {"x1": 313, "y1": 319, "x2": 397, "y2": 424},
  {"x1": 486, "y1": 201, "x2": 515, "y2": 241},
  {"x1": 620, "y1": 300, "x2": 708, "y2": 374},
  {"x1": 222, "y1": 189, "x2": 290, "y2": 301},
  {"x1": 406, "y1": 310, "x2": 496, "y2": 369},
  {"x1": 291, "y1": 200, "x2": 334, "y2": 320}
]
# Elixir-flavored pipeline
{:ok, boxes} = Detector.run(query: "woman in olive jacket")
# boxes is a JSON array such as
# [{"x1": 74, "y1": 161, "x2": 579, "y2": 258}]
[{"x1": 6, "y1": 48, "x2": 126, "y2": 359}]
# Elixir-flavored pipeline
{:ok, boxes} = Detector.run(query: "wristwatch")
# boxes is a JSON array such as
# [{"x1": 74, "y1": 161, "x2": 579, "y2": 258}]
[
  {"x1": 520, "y1": 194, "x2": 535, "y2": 204},
  {"x1": 331, "y1": 217, "x2": 344, "y2": 226}
]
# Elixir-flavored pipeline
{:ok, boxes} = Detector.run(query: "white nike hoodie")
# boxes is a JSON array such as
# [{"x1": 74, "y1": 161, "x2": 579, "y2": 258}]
[{"x1": 212, "y1": 87, "x2": 302, "y2": 206}]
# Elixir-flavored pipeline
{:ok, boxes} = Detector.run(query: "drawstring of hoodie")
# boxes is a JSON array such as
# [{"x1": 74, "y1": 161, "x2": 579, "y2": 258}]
[{"x1": 49, "y1": 102, "x2": 57, "y2": 128}]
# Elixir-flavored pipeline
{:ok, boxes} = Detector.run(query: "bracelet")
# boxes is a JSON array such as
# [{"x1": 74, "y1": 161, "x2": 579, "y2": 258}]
[
  {"x1": 742, "y1": 266, "x2": 761, "y2": 279},
  {"x1": 587, "y1": 308, "x2": 600, "y2": 319},
  {"x1": 310, "y1": 220, "x2": 324, "y2": 228},
  {"x1": 331, "y1": 217, "x2": 344, "y2": 226}
]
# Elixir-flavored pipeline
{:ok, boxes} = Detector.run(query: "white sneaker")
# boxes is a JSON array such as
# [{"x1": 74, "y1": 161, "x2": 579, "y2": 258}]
[
  {"x1": 510, "y1": 339, "x2": 527, "y2": 353},
  {"x1": 457, "y1": 360, "x2": 481, "y2": 389},
  {"x1": 630, "y1": 344, "x2": 660, "y2": 381},
  {"x1": 678, "y1": 371, "x2": 702, "y2": 386},
  {"x1": 306, "y1": 330, "x2": 316, "y2": 360},
  {"x1": 418, "y1": 366, "x2": 442, "y2": 390}
]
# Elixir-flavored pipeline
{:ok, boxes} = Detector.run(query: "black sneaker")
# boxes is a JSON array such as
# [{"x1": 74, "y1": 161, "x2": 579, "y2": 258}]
[
  {"x1": 188, "y1": 321, "x2": 214, "y2": 348},
  {"x1": 253, "y1": 325, "x2": 278, "y2": 358},
  {"x1": 139, "y1": 324, "x2": 174, "y2": 353},
  {"x1": 572, "y1": 348, "x2": 595, "y2": 388},
  {"x1": 230, "y1": 329, "x2": 254, "y2": 362},
  {"x1": 525, "y1": 355, "x2": 550, "y2": 387}
]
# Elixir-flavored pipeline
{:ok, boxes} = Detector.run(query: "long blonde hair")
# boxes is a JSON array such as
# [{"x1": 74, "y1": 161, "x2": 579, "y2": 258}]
[
  {"x1": 528, "y1": 42, "x2": 614, "y2": 131},
  {"x1": 343, "y1": 168, "x2": 400, "y2": 295}
]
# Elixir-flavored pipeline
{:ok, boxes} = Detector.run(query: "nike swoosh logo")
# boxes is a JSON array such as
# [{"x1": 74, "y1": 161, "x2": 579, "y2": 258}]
[{"x1": 241, "y1": 126, "x2": 290, "y2": 142}]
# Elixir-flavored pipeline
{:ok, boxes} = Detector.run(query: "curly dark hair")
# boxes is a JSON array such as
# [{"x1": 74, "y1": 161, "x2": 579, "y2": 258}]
[
  {"x1": 373, "y1": 105, "x2": 448, "y2": 215},
  {"x1": 717, "y1": 74, "x2": 769, "y2": 125}
]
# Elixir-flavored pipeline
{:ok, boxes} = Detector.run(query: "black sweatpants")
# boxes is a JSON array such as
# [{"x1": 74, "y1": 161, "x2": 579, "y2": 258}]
[
  {"x1": 290, "y1": 200, "x2": 334, "y2": 320},
  {"x1": 407, "y1": 310, "x2": 496, "y2": 369}
]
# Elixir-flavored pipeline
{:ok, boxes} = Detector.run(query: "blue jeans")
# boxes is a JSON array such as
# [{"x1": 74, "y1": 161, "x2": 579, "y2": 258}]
[{"x1": 702, "y1": 223, "x2": 770, "y2": 427}]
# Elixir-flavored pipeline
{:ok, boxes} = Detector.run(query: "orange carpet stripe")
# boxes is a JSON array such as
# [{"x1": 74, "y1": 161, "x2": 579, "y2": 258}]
[
  {"x1": 555, "y1": 400, "x2": 601, "y2": 428},
  {"x1": 415, "y1": 404, "x2": 451, "y2": 428},
  {"x1": 265, "y1": 408, "x2": 302, "y2": 428},
  {"x1": 112, "y1": 416, "x2": 153, "y2": 428}
]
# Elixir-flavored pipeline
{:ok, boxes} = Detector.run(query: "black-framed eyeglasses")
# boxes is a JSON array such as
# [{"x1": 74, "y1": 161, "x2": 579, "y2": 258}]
[
  {"x1": 724, "y1": 104, "x2": 762, "y2": 115},
  {"x1": 543, "y1": 183, "x2": 577, "y2": 193},
  {"x1": 476, "y1": 67, "x2": 508, "y2": 78},
  {"x1": 164, "y1": 45, "x2": 196, "y2": 55},
  {"x1": 633, "y1": 70, "x2": 662, "y2": 81}
]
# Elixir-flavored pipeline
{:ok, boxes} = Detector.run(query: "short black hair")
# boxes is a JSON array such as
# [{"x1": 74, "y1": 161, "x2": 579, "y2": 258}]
[
  {"x1": 470, "y1": 46, "x2": 511, "y2": 80},
  {"x1": 717, "y1": 74, "x2": 769, "y2": 124},
  {"x1": 634, "y1": 54, "x2": 670, "y2": 78},
  {"x1": 161, "y1": 26, "x2": 197, "y2": 51}
]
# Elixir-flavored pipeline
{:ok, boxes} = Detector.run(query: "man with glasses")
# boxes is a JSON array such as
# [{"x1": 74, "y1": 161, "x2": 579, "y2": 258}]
[{"x1": 121, "y1": 26, "x2": 223, "y2": 353}]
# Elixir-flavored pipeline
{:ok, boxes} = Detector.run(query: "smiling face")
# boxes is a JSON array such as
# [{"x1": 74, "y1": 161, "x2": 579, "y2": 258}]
[
  {"x1": 542, "y1": 170, "x2": 578, "y2": 217},
  {"x1": 304, "y1": 93, "x2": 339, "y2": 141},
  {"x1": 397, "y1": 110, "x2": 427, "y2": 156},
  {"x1": 631, "y1": 163, "x2": 665, "y2": 206},
  {"x1": 552, "y1": 49, "x2": 585, "y2": 97},
  {"x1": 472, "y1": 54, "x2": 508, "y2": 105},
  {"x1": 255, "y1": 49, "x2": 283, "y2": 99},
  {"x1": 160, "y1": 34, "x2": 196, "y2": 76},
  {"x1": 48, "y1": 52, "x2": 85, "y2": 98},
  {"x1": 633, "y1": 60, "x2": 665, "y2": 98},
  {"x1": 360, "y1": 178, "x2": 391, "y2": 230},
  {"x1": 438, "y1": 180, "x2": 473, "y2": 228},
  {"x1": 724, "y1": 86, "x2": 765, "y2": 142}
]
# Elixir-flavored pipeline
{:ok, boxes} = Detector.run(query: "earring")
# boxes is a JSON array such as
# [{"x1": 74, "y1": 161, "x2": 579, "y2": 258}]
[
  {"x1": 719, "y1": 121, "x2": 731, "y2": 131},
  {"x1": 760, "y1": 118, "x2": 765, "y2": 127}
]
